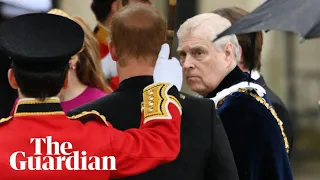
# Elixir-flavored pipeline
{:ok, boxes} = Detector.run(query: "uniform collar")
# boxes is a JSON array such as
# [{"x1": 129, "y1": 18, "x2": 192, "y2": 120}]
[
  {"x1": 206, "y1": 66, "x2": 247, "y2": 98},
  {"x1": 116, "y1": 76, "x2": 153, "y2": 92},
  {"x1": 13, "y1": 97, "x2": 65, "y2": 116}
]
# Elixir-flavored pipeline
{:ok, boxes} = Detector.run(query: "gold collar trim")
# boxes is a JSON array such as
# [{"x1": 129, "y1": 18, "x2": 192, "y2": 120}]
[
  {"x1": 17, "y1": 97, "x2": 60, "y2": 105},
  {"x1": 14, "y1": 97, "x2": 64, "y2": 116}
]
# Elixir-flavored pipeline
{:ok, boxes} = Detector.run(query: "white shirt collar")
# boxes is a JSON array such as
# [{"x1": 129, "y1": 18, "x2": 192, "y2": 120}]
[{"x1": 249, "y1": 70, "x2": 261, "y2": 80}]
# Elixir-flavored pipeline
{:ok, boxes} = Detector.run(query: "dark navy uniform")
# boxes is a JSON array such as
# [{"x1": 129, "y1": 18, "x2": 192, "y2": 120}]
[
  {"x1": 206, "y1": 66, "x2": 292, "y2": 180},
  {"x1": 256, "y1": 75, "x2": 294, "y2": 158},
  {"x1": 68, "y1": 76, "x2": 239, "y2": 180}
]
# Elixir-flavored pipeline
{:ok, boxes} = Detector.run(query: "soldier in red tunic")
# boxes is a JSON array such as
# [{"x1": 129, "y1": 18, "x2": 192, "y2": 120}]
[
  {"x1": 91, "y1": 0, "x2": 152, "y2": 90},
  {"x1": 0, "y1": 13, "x2": 182, "y2": 179}
]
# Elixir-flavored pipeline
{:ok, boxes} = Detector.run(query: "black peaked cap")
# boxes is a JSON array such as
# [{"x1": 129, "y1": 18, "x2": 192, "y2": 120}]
[{"x1": 0, "y1": 13, "x2": 84, "y2": 72}]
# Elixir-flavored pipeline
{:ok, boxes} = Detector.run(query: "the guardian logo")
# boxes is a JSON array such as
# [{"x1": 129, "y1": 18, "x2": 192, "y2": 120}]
[{"x1": 10, "y1": 136, "x2": 116, "y2": 171}]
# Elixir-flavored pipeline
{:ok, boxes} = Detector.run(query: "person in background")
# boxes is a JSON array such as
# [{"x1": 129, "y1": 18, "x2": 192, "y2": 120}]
[
  {"x1": 0, "y1": 12, "x2": 183, "y2": 179},
  {"x1": 10, "y1": 9, "x2": 112, "y2": 114},
  {"x1": 177, "y1": 13, "x2": 292, "y2": 180},
  {"x1": 91, "y1": 0, "x2": 152, "y2": 90},
  {"x1": 68, "y1": 3, "x2": 238, "y2": 180},
  {"x1": 213, "y1": 7, "x2": 294, "y2": 158}
]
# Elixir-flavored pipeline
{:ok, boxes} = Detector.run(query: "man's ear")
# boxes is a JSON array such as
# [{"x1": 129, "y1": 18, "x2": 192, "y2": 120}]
[
  {"x1": 224, "y1": 42, "x2": 235, "y2": 66},
  {"x1": 109, "y1": 40, "x2": 118, "y2": 62},
  {"x1": 7, "y1": 69, "x2": 18, "y2": 89}
]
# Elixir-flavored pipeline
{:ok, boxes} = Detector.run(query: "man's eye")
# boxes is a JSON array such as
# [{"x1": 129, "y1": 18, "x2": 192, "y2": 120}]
[
  {"x1": 179, "y1": 52, "x2": 186, "y2": 57},
  {"x1": 195, "y1": 50, "x2": 203, "y2": 56}
]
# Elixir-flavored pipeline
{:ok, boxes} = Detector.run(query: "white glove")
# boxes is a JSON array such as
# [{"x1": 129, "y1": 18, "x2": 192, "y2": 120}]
[
  {"x1": 101, "y1": 53, "x2": 118, "y2": 78},
  {"x1": 153, "y1": 44, "x2": 183, "y2": 91}
]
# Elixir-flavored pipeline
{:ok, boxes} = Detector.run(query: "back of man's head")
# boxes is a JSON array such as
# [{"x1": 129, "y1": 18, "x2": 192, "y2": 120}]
[
  {"x1": 110, "y1": 3, "x2": 166, "y2": 67},
  {"x1": 213, "y1": 7, "x2": 263, "y2": 71},
  {"x1": 0, "y1": 13, "x2": 84, "y2": 100}
]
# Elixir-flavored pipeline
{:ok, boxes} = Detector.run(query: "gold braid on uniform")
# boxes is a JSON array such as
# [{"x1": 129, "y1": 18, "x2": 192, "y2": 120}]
[
  {"x1": 0, "y1": 116, "x2": 13, "y2": 125},
  {"x1": 68, "y1": 110, "x2": 109, "y2": 126},
  {"x1": 13, "y1": 98, "x2": 65, "y2": 116},
  {"x1": 142, "y1": 83, "x2": 182, "y2": 124},
  {"x1": 217, "y1": 88, "x2": 290, "y2": 154}
]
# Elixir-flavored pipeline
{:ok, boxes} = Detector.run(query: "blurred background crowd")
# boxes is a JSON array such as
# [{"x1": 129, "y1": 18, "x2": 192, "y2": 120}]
[{"x1": 0, "y1": 0, "x2": 319, "y2": 179}]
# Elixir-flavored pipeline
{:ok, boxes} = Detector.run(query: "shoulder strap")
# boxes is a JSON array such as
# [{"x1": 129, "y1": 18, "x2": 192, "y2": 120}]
[{"x1": 68, "y1": 110, "x2": 109, "y2": 126}]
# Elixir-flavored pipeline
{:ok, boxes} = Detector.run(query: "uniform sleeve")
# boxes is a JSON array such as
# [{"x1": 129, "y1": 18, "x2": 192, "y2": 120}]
[
  {"x1": 257, "y1": 109, "x2": 293, "y2": 180},
  {"x1": 106, "y1": 82, "x2": 182, "y2": 178},
  {"x1": 205, "y1": 101, "x2": 239, "y2": 180},
  {"x1": 218, "y1": 95, "x2": 293, "y2": 180}
]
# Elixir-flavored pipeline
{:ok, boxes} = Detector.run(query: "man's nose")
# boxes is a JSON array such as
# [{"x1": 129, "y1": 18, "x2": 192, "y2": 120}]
[{"x1": 182, "y1": 55, "x2": 195, "y2": 70}]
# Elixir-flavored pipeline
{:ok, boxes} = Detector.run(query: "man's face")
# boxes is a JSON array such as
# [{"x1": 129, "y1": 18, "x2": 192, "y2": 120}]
[{"x1": 177, "y1": 32, "x2": 230, "y2": 96}]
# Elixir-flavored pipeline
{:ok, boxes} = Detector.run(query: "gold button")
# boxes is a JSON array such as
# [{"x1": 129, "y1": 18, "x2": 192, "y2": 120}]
[
  {"x1": 149, "y1": 102, "x2": 154, "y2": 106},
  {"x1": 148, "y1": 108, "x2": 153, "y2": 112},
  {"x1": 148, "y1": 91, "x2": 153, "y2": 95}
]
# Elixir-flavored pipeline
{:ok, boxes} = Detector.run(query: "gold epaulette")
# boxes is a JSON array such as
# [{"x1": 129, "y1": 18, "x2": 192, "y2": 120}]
[
  {"x1": 0, "y1": 116, "x2": 13, "y2": 125},
  {"x1": 142, "y1": 83, "x2": 182, "y2": 124},
  {"x1": 68, "y1": 110, "x2": 108, "y2": 126}
]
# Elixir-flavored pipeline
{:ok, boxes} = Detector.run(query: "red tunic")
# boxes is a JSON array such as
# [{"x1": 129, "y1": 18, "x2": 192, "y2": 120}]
[
  {"x1": 99, "y1": 42, "x2": 109, "y2": 59},
  {"x1": 0, "y1": 83, "x2": 182, "y2": 180}
]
